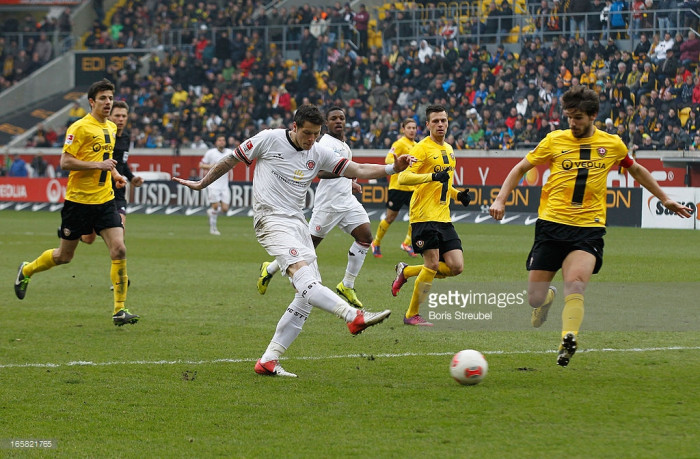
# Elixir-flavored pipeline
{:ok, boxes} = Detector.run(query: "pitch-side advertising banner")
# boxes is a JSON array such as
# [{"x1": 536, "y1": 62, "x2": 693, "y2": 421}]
[{"x1": 641, "y1": 187, "x2": 697, "y2": 229}]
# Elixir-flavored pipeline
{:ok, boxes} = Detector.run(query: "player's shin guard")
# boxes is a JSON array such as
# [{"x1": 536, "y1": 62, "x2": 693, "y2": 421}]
[
  {"x1": 406, "y1": 267, "x2": 436, "y2": 318},
  {"x1": 262, "y1": 293, "x2": 311, "y2": 362},
  {"x1": 23, "y1": 249, "x2": 57, "y2": 277},
  {"x1": 342, "y1": 241, "x2": 368, "y2": 288},
  {"x1": 562, "y1": 293, "x2": 584, "y2": 337},
  {"x1": 293, "y1": 265, "x2": 357, "y2": 322},
  {"x1": 111, "y1": 259, "x2": 128, "y2": 314}
]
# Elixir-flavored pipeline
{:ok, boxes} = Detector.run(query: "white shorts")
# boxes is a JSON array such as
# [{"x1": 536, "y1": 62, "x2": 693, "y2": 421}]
[
  {"x1": 255, "y1": 215, "x2": 320, "y2": 279},
  {"x1": 308, "y1": 201, "x2": 369, "y2": 238},
  {"x1": 207, "y1": 185, "x2": 231, "y2": 206}
]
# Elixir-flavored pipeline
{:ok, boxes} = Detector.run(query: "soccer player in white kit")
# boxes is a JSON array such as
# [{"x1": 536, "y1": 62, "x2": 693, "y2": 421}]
[
  {"x1": 256, "y1": 106, "x2": 371, "y2": 308},
  {"x1": 199, "y1": 134, "x2": 232, "y2": 235},
  {"x1": 174, "y1": 105, "x2": 413, "y2": 377}
]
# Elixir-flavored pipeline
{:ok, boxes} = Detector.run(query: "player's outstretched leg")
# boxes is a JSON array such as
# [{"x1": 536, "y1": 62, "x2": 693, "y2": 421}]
[{"x1": 531, "y1": 286, "x2": 556, "y2": 328}]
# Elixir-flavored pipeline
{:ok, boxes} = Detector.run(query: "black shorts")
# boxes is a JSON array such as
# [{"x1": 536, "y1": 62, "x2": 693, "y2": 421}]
[
  {"x1": 386, "y1": 189, "x2": 413, "y2": 212},
  {"x1": 113, "y1": 185, "x2": 127, "y2": 214},
  {"x1": 59, "y1": 200, "x2": 123, "y2": 240},
  {"x1": 527, "y1": 219, "x2": 605, "y2": 274},
  {"x1": 114, "y1": 198, "x2": 127, "y2": 215},
  {"x1": 411, "y1": 221, "x2": 462, "y2": 258}
]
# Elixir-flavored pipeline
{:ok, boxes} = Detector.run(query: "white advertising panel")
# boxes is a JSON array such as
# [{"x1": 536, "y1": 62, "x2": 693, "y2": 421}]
[{"x1": 641, "y1": 187, "x2": 696, "y2": 229}]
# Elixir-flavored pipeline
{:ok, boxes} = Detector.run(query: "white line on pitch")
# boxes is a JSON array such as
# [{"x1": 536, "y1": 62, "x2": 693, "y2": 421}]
[{"x1": 1, "y1": 346, "x2": 698, "y2": 369}]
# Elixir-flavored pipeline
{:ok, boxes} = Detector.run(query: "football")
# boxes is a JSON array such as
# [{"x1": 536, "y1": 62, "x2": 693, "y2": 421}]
[{"x1": 450, "y1": 349, "x2": 488, "y2": 385}]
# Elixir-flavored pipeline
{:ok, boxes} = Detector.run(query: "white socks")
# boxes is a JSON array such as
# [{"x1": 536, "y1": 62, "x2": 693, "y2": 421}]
[
  {"x1": 208, "y1": 207, "x2": 218, "y2": 228},
  {"x1": 261, "y1": 293, "x2": 312, "y2": 363},
  {"x1": 267, "y1": 259, "x2": 280, "y2": 276},
  {"x1": 293, "y1": 265, "x2": 357, "y2": 322},
  {"x1": 342, "y1": 241, "x2": 368, "y2": 288}
]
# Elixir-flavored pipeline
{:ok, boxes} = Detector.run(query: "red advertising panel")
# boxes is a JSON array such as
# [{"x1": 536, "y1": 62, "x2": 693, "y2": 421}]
[{"x1": 0, "y1": 178, "x2": 67, "y2": 202}]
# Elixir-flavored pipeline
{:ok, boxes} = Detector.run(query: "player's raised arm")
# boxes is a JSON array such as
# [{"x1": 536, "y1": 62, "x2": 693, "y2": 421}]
[
  {"x1": 342, "y1": 153, "x2": 414, "y2": 180},
  {"x1": 174, "y1": 153, "x2": 240, "y2": 190}
]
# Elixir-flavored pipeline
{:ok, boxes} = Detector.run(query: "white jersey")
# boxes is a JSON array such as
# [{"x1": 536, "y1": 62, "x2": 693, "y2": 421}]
[
  {"x1": 313, "y1": 133, "x2": 356, "y2": 212},
  {"x1": 201, "y1": 147, "x2": 233, "y2": 189},
  {"x1": 233, "y1": 129, "x2": 350, "y2": 224}
]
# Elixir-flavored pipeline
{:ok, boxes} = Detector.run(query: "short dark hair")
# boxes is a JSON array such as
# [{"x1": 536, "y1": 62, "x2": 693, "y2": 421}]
[
  {"x1": 561, "y1": 86, "x2": 599, "y2": 117},
  {"x1": 401, "y1": 118, "x2": 416, "y2": 128},
  {"x1": 294, "y1": 104, "x2": 325, "y2": 127},
  {"x1": 426, "y1": 104, "x2": 448, "y2": 120},
  {"x1": 325, "y1": 105, "x2": 345, "y2": 119},
  {"x1": 111, "y1": 100, "x2": 129, "y2": 113},
  {"x1": 88, "y1": 78, "x2": 115, "y2": 101}
]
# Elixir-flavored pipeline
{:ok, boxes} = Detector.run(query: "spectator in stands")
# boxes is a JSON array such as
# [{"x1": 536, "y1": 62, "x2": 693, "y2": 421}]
[
  {"x1": 9, "y1": 154, "x2": 28, "y2": 177},
  {"x1": 680, "y1": 31, "x2": 700, "y2": 67},
  {"x1": 354, "y1": 3, "x2": 370, "y2": 55},
  {"x1": 31, "y1": 154, "x2": 48, "y2": 177}
]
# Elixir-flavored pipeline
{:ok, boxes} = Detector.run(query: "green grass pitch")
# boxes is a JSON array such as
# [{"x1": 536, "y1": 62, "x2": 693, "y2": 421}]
[{"x1": 1, "y1": 211, "x2": 698, "y2": 457}]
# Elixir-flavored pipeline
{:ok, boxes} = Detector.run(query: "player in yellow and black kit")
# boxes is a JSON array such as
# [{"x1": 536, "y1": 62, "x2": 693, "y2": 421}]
[
  {"x1": 371, "y1": 118, "x2": 419, "y2": 258},
  {"x1": 490, "y1": 86, "x2": 692, "y2": 366},
  {"x1": 14, "y1": 79, "x2": 140, "y2": 326},
  {"x1": 390, "y1": 105, "x2": 471, "y2": 326}
]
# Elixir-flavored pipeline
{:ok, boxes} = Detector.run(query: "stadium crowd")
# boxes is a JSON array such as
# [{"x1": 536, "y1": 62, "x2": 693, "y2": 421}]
[{"x1": 6, "y1": 0, "x2": 700, "y2": 154}]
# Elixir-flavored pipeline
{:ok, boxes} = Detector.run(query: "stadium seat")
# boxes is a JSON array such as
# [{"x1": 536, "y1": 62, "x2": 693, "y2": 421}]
[{"x1": 679, "y1": 107, "x2": 691, "y2": 125}]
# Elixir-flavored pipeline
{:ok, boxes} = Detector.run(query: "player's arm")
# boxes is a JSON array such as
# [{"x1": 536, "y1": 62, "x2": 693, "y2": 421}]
[
  {"x1": 489, "y1": 157, "x2": 535, "y2": 220},
  {"x1": 111, "y1": 167, "x2": 127, "y2": 189},
  {"x1": 60, "y1": 152, "x2": 116, "y2": 172},
  {"x1": 174, "y1": 153, "x2": 240, "y2": 190},
  {"x1": 342, "y1": 153, "x2": 415, "y2": 179},
  {"x1": 627, "y1": 161, "x2": 693, "y2": 217}
]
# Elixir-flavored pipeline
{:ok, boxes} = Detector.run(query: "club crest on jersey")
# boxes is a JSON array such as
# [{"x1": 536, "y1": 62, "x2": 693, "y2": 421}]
[
  {"x1": 289, "y1": 248, "x2": 299, "y2": 256},
  {"x1": 65, "y1": 134, "x2": 74, "y2": 145},
  {"x1": 306, "y1": 160, "x2": 316, "y2": 170},
  {"x1": 597, "y1": 147, "x2": 607, "y2": 158}
]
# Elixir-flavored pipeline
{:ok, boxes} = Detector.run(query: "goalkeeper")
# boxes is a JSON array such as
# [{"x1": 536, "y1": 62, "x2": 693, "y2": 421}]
[{"x1": 389, "y1": 105, "x2": 471, "y2": 326}]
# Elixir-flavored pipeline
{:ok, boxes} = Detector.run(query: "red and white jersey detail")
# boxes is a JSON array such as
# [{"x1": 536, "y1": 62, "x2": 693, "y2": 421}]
[
  {"x1": 240, "y1": 129, "x2": 350, "y2": 223},
  {"x1": 313, "y1": 134, "x2": 356, "y2": 211}
]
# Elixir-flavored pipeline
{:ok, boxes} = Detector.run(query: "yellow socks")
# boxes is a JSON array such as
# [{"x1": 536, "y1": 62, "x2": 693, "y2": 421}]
[
  {"x1": 406, "y1": 266, "x2": 437, "y2": 318},
  {"x1": 562, "y1": 293, "x2": 584, "y2": 338},
  {"x1": 402, "y1": 225, "x2": 412, "y2": 247},
  {"x1": 373, "y1": 219, "x2": 390, "y2": 246},
  {"x1": 111, "y1": 259, "x2": 128, "y2": 314},
  {"x1": 434, "y1": 262, "x2": 453, "y2": 279},
  {"x1": 403, "y1": 264, "x2": 422, "y2": 279},
  {"x1": 23, "y1": 249, "x2": 57, "y2": 277}
]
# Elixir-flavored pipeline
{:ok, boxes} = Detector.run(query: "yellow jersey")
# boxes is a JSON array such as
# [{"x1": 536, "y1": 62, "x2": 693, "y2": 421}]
[
  {"x1": 63, "y1": 114, "x2": 117, "y2": 204},
  {"x1": 386, "y1": 136, "x2": 416, "y2": 192},
  {"x1": 526, "y1": 128, "x2": 633, "y2": 227},
  {"x1": 398, "y1": 136, "x2": 460, "y2": 223}
]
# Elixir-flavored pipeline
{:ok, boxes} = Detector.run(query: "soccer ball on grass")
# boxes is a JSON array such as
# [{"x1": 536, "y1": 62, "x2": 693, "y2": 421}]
[{"x1": 450, "y1": 349, "x2": 488, "y2": 385}]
